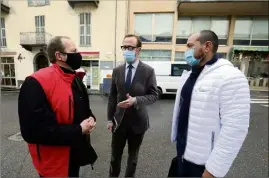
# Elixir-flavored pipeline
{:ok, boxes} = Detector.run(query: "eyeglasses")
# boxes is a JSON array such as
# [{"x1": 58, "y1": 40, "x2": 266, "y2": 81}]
[{"x1": 121, "y1": 45, "x2": 137, "y2": 51}]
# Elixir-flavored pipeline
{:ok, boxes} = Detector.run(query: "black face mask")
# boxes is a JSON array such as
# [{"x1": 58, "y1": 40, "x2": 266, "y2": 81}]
[{"x1": 65, "y1": 53, "x2": 82, "y2": 70}]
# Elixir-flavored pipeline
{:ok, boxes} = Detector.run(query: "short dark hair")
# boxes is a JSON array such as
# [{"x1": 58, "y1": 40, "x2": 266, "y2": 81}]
[
  {"x1": 123, "y1": 34, "x2": 142, "y2": 48},
  {"x1": 198, "y1": 30, "x2": 219, "y2": 53},
  {"x1": 47, "y1": 36, "x2": 70, "y2": 63}
]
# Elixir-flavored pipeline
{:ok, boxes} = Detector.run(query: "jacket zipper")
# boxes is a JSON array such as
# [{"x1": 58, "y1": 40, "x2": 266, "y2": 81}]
[
  {"x1": 211, "y1": 131, "x2": 215, "y2": 151},
  {"x1": 68, "y1": 96, "x2": 71, "y2": 121},
  {"x1": 36, "y1": 144, "x2": 41, "y2": 161}
]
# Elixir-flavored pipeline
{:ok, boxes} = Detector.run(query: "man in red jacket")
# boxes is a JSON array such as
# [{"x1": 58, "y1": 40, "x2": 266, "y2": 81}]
[{"x1": 18, "y1": 36, "x2": 97, "y2": 177}]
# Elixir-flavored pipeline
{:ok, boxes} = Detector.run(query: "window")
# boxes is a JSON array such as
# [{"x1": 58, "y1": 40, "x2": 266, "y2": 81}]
[
  {"x1": 140, "y1": 50, "x2": 171, "y2": 61},
  {"x1": 28, "y1": 0, "x2": 50, "y2": 6},
  {"x1": 35, "y1": 16, "x2": 45, "y2": 32},
  {"x1": 171, "y1": 64, "x2": 191, "y2": 76},
  {"x1": 176, "y1": 16, "x2": 229, "y2": 45},
  {"x1": 1, "y1": 18, "x2": 6, "y2": 47},
  {"x1": 134, "y1": 13, "x2": 173, "y2": 43},
  {"x1": 175, "y1": 52, "x2": 185, "y2": 61},
  {"x1": 234, "y1": 16, "x2": 269, "y2": 46},
  {"x1": 1, "y1": 57, "x2": 16, "y2": 87},
  {"x1": 80, "y1": 13, "x2": 91, "y2": 46},
  {"x1": 35, "y1": 16, "x2": 45, "y2": 43}
]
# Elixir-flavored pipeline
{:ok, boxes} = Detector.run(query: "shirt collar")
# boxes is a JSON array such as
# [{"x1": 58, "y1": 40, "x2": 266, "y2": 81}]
[
  {"x1": 126, "y1": 59, "x2": 139, "y2": 69},
  {"x1": 206, "y1": 54, "x2": 218, "y2": 65},
  {"x1": 191, "y1": 54, "x2": 218, "y2": 73}
]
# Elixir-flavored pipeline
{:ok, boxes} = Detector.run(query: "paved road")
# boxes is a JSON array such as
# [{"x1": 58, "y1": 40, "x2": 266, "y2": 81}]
[{"x1": 1, "y1": 92, "x2": 268, "y2": 178}]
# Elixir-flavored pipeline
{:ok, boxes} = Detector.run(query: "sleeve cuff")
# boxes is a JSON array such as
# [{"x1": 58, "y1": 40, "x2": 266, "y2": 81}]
[{"x1": 205, "y1": 161, "x2": 225, "y2": 178}]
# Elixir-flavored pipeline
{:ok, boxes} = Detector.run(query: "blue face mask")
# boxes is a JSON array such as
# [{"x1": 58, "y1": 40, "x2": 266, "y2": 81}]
[
  {"x1": 123, "y1": 50, "x2": 136, "y2": 63},
  {"x1": 184, "y1": 48, "x2": 200, "y2": 66}
]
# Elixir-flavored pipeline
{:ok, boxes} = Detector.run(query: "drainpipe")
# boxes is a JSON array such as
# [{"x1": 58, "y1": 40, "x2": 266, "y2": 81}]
[
  {"x1": 126, "y1": 0, "x2": 130, "y2": 35},
  {"x1": 114, "y1": 0, "x2": 118, "y2": 67}
]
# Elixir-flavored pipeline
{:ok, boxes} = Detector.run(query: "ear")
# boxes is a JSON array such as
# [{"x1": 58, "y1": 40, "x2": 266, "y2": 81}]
[
  {"x1": 55, "y1": 52, "x2": 66, "y2": 62},
  {"x1": 204, "y1": 41, "x2": 212, "y2": 53}
]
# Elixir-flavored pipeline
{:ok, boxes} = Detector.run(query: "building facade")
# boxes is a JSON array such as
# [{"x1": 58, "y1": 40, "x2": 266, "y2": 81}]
[
  {"x1": 1, "y1": 0, "x2": 127, "y2": 90},
  {"x1": 1, "y1": 0, "x2": 268, "y2": 90},
  {"x1": 128, "y1": 0, "x2": 269, "y2": 90}
]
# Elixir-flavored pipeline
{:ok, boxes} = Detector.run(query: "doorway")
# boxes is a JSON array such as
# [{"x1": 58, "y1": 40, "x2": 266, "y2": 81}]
[
  {"x1": 81, "y1": 60, "x2": 100, "y2": 90},
  {"x1": 34, "y1": 54, "x2": 49, "y2": 71}
]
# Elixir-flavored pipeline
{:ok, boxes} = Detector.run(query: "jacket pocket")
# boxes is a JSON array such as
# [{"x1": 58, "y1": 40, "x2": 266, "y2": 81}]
[{"x1": 211, "y1": 131, "x2": 215, "y2": 151}]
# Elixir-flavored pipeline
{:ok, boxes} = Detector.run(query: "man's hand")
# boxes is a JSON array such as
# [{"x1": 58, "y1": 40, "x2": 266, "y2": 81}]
[
  {"x1": 117, "y1": 94, "x2": 136, "y2": 109},
  {"x1": 202, "y1": 169, "x2": 215, "y2": 178},
  {"x1": 80, "y1": 117, "x2": 96, "y2": 134},
  {"x1": 88, "y1": 117, "x2": 96, "y2": 133},
  {"x1": 107, "y1": 122, "x2": 113, "y2": 132}
]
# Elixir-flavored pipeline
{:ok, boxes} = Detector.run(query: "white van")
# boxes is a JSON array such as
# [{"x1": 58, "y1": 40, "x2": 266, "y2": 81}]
[{"x1": 143, "y1": 61, "x2": 191, "y2": 96}]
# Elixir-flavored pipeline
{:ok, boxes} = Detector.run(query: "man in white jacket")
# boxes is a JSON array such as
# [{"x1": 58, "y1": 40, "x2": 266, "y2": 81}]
[{"x1": 171, "y1": 30, "x2": 250, "y2": 177}]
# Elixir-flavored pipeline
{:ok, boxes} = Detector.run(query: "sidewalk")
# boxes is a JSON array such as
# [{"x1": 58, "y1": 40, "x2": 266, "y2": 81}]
[{"x1": 250, "y1": 87, "x2": 269, "y2": 92}]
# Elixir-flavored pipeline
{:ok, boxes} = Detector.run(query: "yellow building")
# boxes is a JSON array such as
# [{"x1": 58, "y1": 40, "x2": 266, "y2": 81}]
[
  {"x1": 1, "y1": 0, "x2": 127, "y2": 90},
  {"x1": 1, "y1": 0, "x2": 268, "y2": 90},
  {"x1": 128, "y1": 0, "x2": 269, "y2": 90}
]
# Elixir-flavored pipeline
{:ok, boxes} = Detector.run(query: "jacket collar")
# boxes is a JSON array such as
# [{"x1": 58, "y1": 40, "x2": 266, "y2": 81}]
[{"x1": 53, "y1": 64, "x2": 75, "y2": 83}]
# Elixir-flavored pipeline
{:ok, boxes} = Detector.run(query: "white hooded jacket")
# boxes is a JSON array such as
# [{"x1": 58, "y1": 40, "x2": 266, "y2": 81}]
[{"x1": 171, "y1": 58, "x2": 250, "y2": 177}]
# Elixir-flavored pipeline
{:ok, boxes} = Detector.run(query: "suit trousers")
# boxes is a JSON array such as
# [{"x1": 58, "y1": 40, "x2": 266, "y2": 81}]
[{"x1": 109, "y1": 120, "x2": 145, "y2": 177}]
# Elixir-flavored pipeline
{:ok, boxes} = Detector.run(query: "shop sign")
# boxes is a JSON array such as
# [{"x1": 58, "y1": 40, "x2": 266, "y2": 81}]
[{"x1": 80, "y1": 51, "x2": 99, "y2": 60}]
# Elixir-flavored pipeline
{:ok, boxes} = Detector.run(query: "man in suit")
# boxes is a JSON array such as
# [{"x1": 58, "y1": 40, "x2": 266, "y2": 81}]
[{"x1": 107, "y1": 34, "x2": 159, "y2": 177}]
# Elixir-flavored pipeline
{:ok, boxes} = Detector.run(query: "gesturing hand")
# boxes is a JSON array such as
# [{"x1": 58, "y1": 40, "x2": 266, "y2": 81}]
[
  {"x1": 117, "y1": 94, "x2": 136, "y2": 109},
  {"x1": 107, "y1": 122, "x2": 113, "y2": 132}
]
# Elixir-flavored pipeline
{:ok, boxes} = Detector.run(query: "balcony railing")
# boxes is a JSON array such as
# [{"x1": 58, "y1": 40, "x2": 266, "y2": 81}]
[
  {"x1": 1, "y1": 0, "x2": 10, "y2": 13},
  {"x1": 67, "y1": 0, "x2": 99, "y2": 8},
  {"x1": 1, "y1": 0, "x2": 9, "y2": 6},
  {"x1": 20, "y1": 32, "x2": 53, "y2": 51}
]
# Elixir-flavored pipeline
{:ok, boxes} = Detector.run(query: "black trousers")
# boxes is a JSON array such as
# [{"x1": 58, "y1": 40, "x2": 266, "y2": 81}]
[
  {"x1": 109, "y1": 124, "x2": 145, "y2": 177},
  {"x1": 177, "y1": 158, "x2": 205, "y2": 177}
]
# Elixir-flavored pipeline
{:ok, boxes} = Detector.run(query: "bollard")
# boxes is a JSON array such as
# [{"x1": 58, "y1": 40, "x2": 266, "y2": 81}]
[
  {"x1": 263, "y1": 78, "x2": 268, "y2": 87},
  {"x1": 255, "y1": 78, "x2": 260, "y2": 87}
]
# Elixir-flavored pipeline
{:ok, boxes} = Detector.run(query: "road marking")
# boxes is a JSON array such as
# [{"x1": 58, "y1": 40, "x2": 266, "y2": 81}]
[
  {"x1": 8, "y1": 132, "x2": 23, "y2": 141},
  {"x1": 251, "y1": 99, "x2": 269, "y2": 101},
  {"x1": 251, "y1": 101, "x2": 268, "y2": 104},
  {"x1": 258, "y1": 96, "x2": 269, "y2": 98},
  {"x1": 261, "y1": 104, "x2": 269, "y2": 107},
  {"x1": 251, "y1": 98, "x2": 268, "y2": 104}
]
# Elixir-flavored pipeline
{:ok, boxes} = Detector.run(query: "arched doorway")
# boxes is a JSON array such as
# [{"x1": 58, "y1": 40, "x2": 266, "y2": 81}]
[{"x1": 34, "y1": 53, "x2": 49, "y2": 71}]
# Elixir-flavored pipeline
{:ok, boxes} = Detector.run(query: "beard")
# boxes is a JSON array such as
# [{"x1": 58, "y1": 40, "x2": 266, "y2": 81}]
[{"x1": 194, "y1": 48, "x2": 207, "y2": 66}]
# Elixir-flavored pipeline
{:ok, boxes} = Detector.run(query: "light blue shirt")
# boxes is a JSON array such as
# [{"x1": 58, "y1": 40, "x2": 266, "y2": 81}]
[{"x1": 125, "y1": 60, "x2": 139, "y2": 83}]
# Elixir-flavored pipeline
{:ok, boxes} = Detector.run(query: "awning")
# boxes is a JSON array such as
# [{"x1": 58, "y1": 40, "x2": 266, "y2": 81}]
[
  {"x1": 229, "y1": 46, "x2": 269, "y2": 61},
  {"x1": 232, "y1": 46, "x2": 269, "y2": 52},
  {"x1": 177, "y1": 0, "x2": 269, "y2": 16}
]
